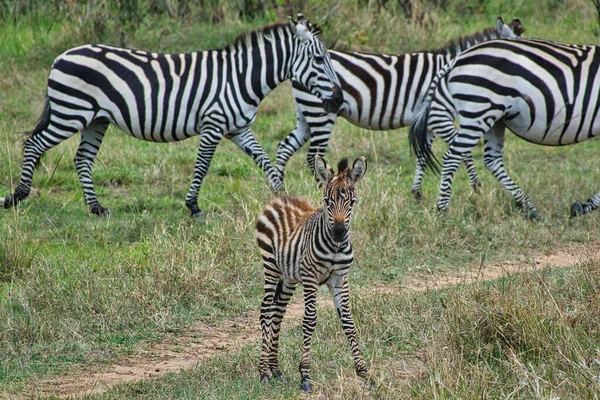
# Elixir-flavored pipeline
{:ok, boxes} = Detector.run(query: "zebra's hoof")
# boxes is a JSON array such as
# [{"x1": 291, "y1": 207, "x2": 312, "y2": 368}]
[
  {"x1": 527, "y1": 210, "x2": 538, "y2": 221},
  {"x1": 259, "y1": 373, "x2": 270, "y2": 383},
  {"x1": 91, "y1": 206, "x2": 111, "y2": 217},
  {"x1": 271, "y1": 368, "x2": 283, "y2": 380},
  {"x1": 472, "y1": 182, "x2": 482, "y2": 193},
  {"x1": 3, "y1": 195, "x2": 13, "y2": 209},
  {"x1": 411, "y1": 189, "x2": 423, "y2": 201},
  {"x1": 300, "y1": 380, "x2": 312, "y2": 393},
  {"x1": 570, "y1": 201, "x2": 584, "y2": 218},
  {"x1": 190, "y1": 210, "x2": 206, "y2": 221}
]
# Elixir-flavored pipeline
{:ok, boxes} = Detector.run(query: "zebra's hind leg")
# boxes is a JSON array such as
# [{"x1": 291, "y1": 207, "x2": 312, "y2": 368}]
[
  {"x1": 436, "y1": 147, "x2": 467, "y2": 213},
  {"x1": 298, "y1": 279, "x2": 318, "y2": 393},
  {"x1": 185, "y1": 129, "x2": 222, "y2": 218},
  {"x1": 5, "y1": 122, "x2": 78, "y2": 210},
  {"x1": 75, "y1": 120, "x2": 109, "y2": 216},
  {"x1": 275, "y1": 112, "x2": 311, "y2": 186},
  {"x1": 463, "y1": 153, "x2": 481, "y2": 192},
  {"x1": 259, "y1": 272, "x2": 280, "y2": 383},
  {"x1": 228, "y1": 129, "x2": 283, "y2": 192},
  {"x1": 483, "y1": 125, "x2": 538, "y2": 220},
  {"x1": 570, "y1": 192, "x2": 600, "y2": 217},
  {"x1": 327, "y1": 275, "x2": 373, "y2": 386}
]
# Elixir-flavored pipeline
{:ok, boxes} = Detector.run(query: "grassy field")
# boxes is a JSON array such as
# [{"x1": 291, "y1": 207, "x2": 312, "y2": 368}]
[{"x1": 1, "y1": 0, "x2": 600, "y2": 398}]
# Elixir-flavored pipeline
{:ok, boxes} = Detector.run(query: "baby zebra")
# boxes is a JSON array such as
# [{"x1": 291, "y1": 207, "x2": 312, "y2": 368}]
[{"x1": 256, "y1": 156, "x2": 369, "y2": 393}]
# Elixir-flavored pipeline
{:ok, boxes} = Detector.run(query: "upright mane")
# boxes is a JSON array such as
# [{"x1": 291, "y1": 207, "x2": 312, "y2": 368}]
[
  {"x1": 428, "y1": 26, "x2": 507, "y2": 57},
  {"x1": 229, "y1": 22, "x2": 289, "y2": 49}
]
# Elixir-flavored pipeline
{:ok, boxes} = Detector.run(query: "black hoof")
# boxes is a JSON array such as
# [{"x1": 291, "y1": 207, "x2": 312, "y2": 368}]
[
  {"x1": 190, "y1": 210, "x2": 205, "y2": 220},
  {"x1": 259, "y1": 373, "x2": 270, "y2": 383},
  {"x1": 3, "y1": 195, "x2": 14, "y2": 209},
  {"x1": 472, "y1": 182, "x2": 482, "y2": 193},
  {"x1": 271, "y1": 368, "x2": 283, "y2": 380},
  {"x1": 527, "y1": 210, "x2": 538, "y2": 221},
  {"x1": 411, "y1": 189, "x2": 423, "y2": 201},
  {"x1": 90, "y1": 206, "x2": 111, "y2": 217},
  {"x1": 570, "y1": 201, "x2": 584, "y2": 218},
  {"x1": 300, "y1": 380, "x2": 312, "y2": 393}
]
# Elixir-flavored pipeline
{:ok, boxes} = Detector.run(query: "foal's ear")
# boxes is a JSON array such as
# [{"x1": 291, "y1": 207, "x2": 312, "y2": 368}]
[
  {"x1": 314, "y1": 156, "x2": 333, "y2": 185},
  {"x1": 351, "y1": 157, "x2": 367, "y2": 183}
]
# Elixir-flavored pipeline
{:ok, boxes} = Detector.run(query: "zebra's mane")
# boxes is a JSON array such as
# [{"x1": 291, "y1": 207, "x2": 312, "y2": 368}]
[
  {"x1": 230, "y1": 20, "x2": 322, "y2": 49},
  {"x1": 429, "y1": 26, "x2": 504, "y2": 57},
  {"x1": 337, "y1": 158, "x2": 349, "y2": 173}
]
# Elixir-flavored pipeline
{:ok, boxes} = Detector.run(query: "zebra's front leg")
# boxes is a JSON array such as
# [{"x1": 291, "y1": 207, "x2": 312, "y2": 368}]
[
  {"x1": 228, "y1": 129, "x2": 283, "y2": 192},
  {"x1": 570, "y1": 191, "x2": 600, "y2": 217},
  {"x1": 483, "y1": 125, "x2": 537, "y2": 220},
  {"x1": 75, "y1": 121, "x2": 109, "y2": 216},
  {"x1": 327, "y1": 274, "x2": 371, "y2": 384},
  {"x1": 185, "y1": 130, "x2": 222, "y2": 218},
  {"x1": 299, "y1": 280, "x2": 318, "y2": 393}
]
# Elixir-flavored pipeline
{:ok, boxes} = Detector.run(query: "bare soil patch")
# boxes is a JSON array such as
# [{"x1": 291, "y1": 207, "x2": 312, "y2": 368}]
[{"x1": 17, "y1": 241, "x2": 600, "y2": 398}]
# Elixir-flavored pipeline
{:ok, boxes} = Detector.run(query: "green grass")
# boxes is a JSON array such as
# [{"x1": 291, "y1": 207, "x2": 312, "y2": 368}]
[{"x1": 1, "y1": 0, "x2": 600, "y2": 397}]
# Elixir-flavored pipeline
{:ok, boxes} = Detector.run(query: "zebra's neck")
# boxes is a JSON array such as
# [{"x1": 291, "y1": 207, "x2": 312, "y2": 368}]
[{"x1": 224, "y1": 23, "x2": 295, "y2": 103}]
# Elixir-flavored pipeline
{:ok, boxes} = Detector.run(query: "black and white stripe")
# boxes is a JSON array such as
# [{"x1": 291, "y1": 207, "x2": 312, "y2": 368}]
[
  {"x1": 273, "y1": 17, "x2": 523, "y2": 194},
  {"x1": 410, "y1": 37, "x2": 600, "y2": 218},
  {"x1": 3, "y1": 14, "x2": 343, "y2": 217},
  {"x1": 256, "y1": 156, "x2": 368, "y2": 393}
]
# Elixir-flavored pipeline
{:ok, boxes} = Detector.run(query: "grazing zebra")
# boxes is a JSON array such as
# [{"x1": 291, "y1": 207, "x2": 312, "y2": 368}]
[
  {"x1": 256, "y1": 156, "x2": 369, "y2": 393},
  {"x1": 2, "y1": 14, "x2": 342, "y2": 217},
  {"x1": 409, "y1": 37, "x2": 600, "y2": 219},
  {"x1": 273, "y1": 16, "x2": 524, "y2": 197}
]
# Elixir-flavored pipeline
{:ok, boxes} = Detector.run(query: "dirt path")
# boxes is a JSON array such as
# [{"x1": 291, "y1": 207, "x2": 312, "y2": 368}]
[{"x1": 17, "y1": 241, "x2": 600, "y2": 399}]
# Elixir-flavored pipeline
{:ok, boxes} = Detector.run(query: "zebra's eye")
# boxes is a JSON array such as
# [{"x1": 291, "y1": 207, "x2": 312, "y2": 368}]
[{"x1": 314, "y1": 55, "x2": 324, "y2": 64}]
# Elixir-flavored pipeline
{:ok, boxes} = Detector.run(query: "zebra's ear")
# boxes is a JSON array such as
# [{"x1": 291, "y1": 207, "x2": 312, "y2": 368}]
[
  {"x1": 351, "y1": 157, "x2": 367, "y2": 183},
  {"x1": 496, "y1": 16, "x2": 518, "y2": 39},
  {"x1": 509, "y1": 18, "x2": 525, "y2": 37},
  {"x1": 289, "y1": 15, "x2": 311, "y2": 43},
  {"x1": 314, "y1": 156, "x2": 333, "y2": 185}
]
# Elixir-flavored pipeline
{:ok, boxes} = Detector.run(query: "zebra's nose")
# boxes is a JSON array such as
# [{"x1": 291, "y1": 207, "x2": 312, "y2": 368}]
[
  {"x1": 332, "y1": 221, "x2": 346, "y2": 242},
  {"x1": 323, "y1": 84, "x2": 343, "y2": 113}
]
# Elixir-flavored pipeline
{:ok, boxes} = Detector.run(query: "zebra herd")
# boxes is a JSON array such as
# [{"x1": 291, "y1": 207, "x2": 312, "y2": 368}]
[{"x1": 3, "y1": 12, "x2": 600, "y2": 393}]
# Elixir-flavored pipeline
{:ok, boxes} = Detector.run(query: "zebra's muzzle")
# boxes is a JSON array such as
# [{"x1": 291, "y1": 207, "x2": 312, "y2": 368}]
[
  {"x1": 332, "y1": 221, "x2": 346, "y2": 242},
  {"x1": 322, "y1": 85, "x2": 343, "y2": 114}
]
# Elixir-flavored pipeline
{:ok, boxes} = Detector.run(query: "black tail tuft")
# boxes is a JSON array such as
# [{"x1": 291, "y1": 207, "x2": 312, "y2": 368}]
[
  {"x1": 409, "y1": 102, "x2": 440, "y2": 175},
  {"x1": 22, "y1": 97, "x2": 51, "y2": 139}
]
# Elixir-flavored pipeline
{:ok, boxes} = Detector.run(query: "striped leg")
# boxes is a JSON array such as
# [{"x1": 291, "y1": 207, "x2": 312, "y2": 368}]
[
  {"x1": 185, "y1": 128, "x2": 222, "y2": 218},
  {"x1": 275, "y1": 111, "x2": 310, "y2": 184},
  {"x1": 412, "y1": 133, "x2": 480, "y2": 201},
  {"x1": 437, "y1": 146, "x2": 467, "y2": 212},
  {"x1": 268, "y1": 279, "x2": 297, "y2": 379},
  {"x1": 4, "y1": 124, "x2": 78, "y2": 209},
  {"x1": 299, "y1": 278, "x2": 318, "y2": 392},
  {"x1": 571, "y1": 192, "x2": 600, "y2": 217},
  {"x1": 259, "y1": 272, "x2": 281, "y2": 382},
  {"x1": 306, "y1": 114, "x2": 336, "y2": 180},
  {"x1": 327, "y1": 275, "x2": 369, "y2": 381},
  {"x1": 228, "y1": 129, "x2": 283, "y2": 192},
  {"x1": 483, "y1": 124, "x2": 538, "y2": 219},
  {"x1": 75, "y1": 120, "x2": 109, "y2": 216}
]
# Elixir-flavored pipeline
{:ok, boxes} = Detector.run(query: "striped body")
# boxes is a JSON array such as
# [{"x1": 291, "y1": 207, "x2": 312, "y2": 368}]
[
  {"x1": 4, "y1": 16, "x2": 342, "y2": 217},
  {"x1": 410, "y1": 38, "x2": 600, "y2": 217},
  {"x1": 256, "y1": 157, "x2": 368, "y2": 392},
  {"x1": 274, "y1": 17, "x2": 524, "y2": 195}
]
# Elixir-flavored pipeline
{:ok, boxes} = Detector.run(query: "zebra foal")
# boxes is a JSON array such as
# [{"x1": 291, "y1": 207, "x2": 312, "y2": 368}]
[
  {"x1": 256, "y1": 156, "x2": 369, "y2": 392},
  {"x1": 410, "y1": 37, "x2": 600, "y2": 218},
  {"x1": 3, "y1": 14, "x2": 342, "y2": 217}
]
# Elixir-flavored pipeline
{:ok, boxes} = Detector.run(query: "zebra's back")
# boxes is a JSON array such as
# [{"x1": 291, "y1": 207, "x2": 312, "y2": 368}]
[{"x1": 448, "y1": 39, "x2": 600, "y2": 145}]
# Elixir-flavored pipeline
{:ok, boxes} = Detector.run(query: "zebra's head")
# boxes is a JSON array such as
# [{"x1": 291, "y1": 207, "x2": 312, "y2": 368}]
[
  {"x1": 289, "y1": 14, "x2": 343, "y2": 113},
  {"x1": 315, "y1": 156, "x2": 367, "y2": 243}
]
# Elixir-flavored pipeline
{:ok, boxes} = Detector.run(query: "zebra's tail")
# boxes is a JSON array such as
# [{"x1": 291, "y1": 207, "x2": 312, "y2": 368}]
[
  {"x1": 23, "y1": 96, "x2": 51, "y2": 138},
  {"x1": 409, "y1": 60, "x2": 456, "y2": 174}
]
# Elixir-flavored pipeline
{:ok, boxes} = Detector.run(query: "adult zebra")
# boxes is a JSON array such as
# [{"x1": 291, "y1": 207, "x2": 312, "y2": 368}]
[
  {"x1": 409, "y1": 37, "x2": 600, "y2": 219},
  {"x1": 2, "y1": 15, "x2": 342, "y2": 217},
  {"x1": 256, "y1": 156, "x2": 369, "y2": 392},
  {"x1": 274, "y1": 16, "x2": 524, "y2": 197}
]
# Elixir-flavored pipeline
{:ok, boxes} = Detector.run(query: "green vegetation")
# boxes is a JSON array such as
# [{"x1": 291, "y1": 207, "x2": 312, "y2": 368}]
[{"x1": 1, "y1": 0, "x2": 599, "y2": 397}]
